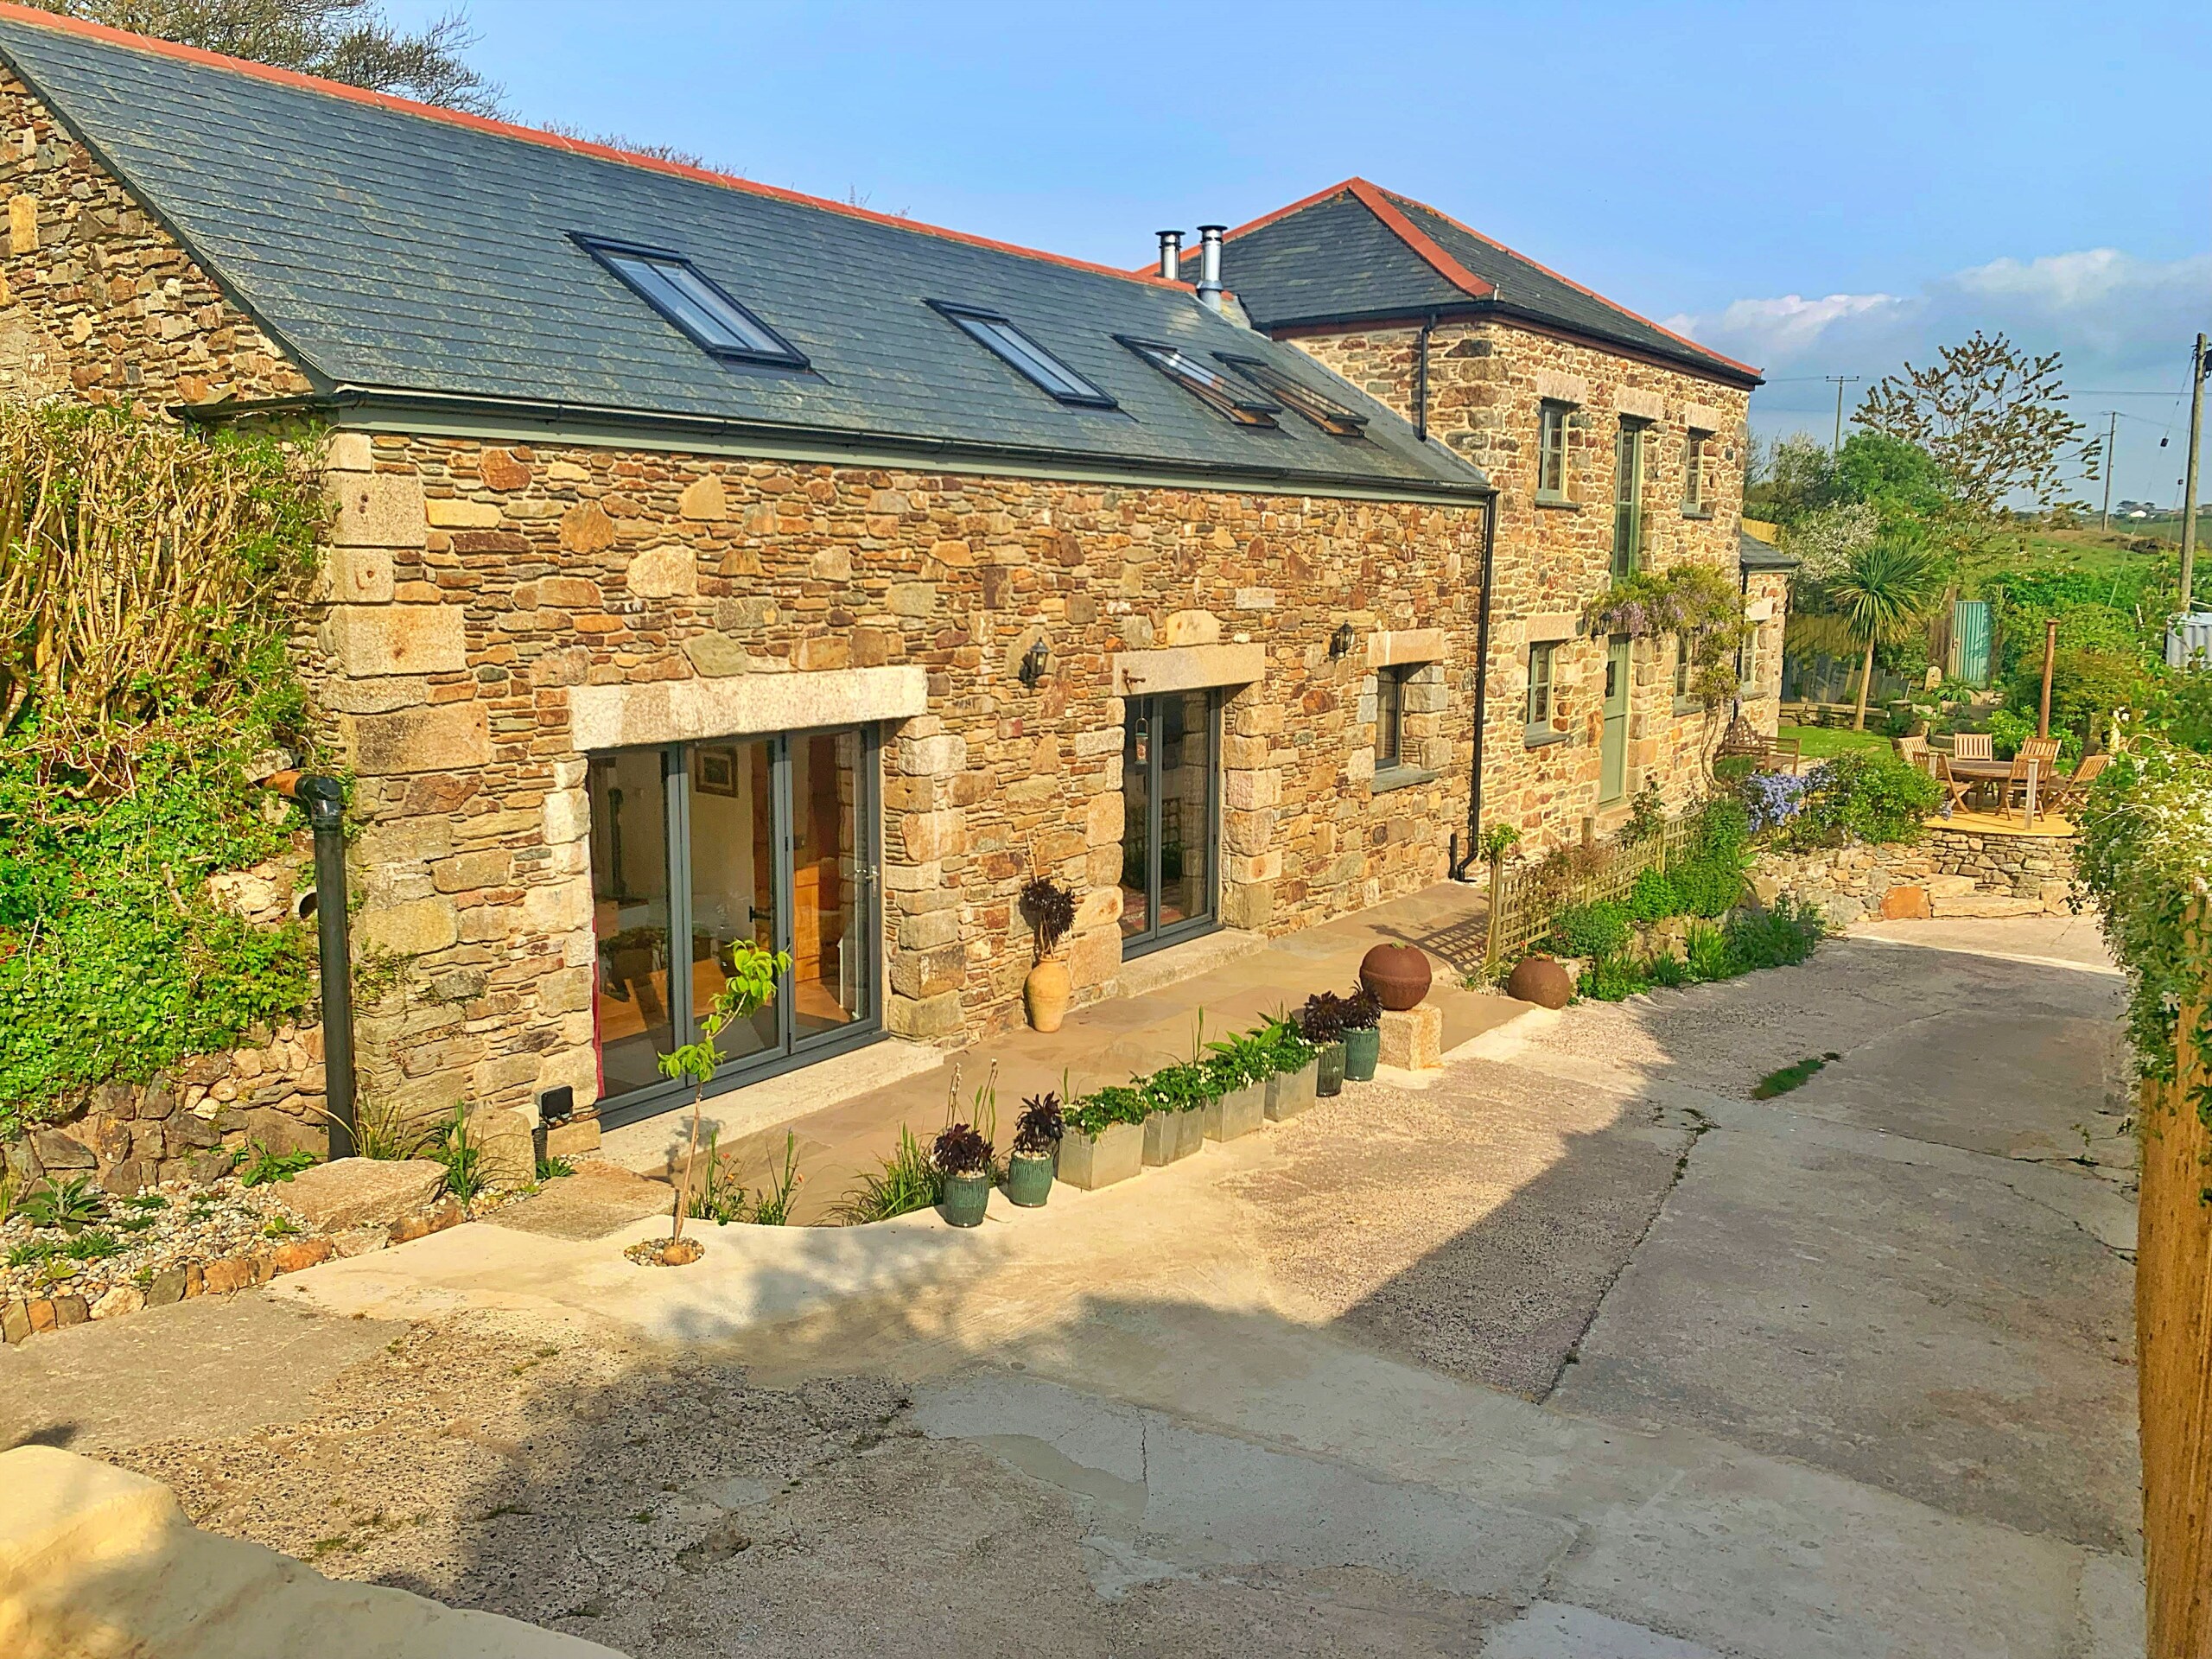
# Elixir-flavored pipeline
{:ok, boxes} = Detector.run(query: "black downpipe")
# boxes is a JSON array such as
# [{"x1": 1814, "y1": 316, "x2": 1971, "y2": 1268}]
[
  {"x1": 1414, "y1": 315, "x2": 1435, "y2": 443},
  {"x1": 1451, "y1": 496, "x2": 1501, "y2": 880},
  {"x1": 297, "y1": 775, "x2": 357, "y2": 1160}
]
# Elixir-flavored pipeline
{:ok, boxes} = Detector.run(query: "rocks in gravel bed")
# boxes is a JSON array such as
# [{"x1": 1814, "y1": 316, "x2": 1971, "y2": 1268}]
[{"x1": 278, "y1": 1157, "x2": 447, "y2": 1230}]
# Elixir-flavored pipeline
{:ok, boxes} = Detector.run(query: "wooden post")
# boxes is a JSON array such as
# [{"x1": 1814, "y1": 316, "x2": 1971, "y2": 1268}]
[
  {"x1": 1484, "y1": 852, "x2": 1504, "y2": 971},
  {"x1": 2038, "y1": 618, "x2": 2058, "y2": 739}
]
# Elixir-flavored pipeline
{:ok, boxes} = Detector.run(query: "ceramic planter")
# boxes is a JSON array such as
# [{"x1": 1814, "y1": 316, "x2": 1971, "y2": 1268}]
[
  {"x1": 1003, "y1": 1152, "x2": 1055, "y2": 1207},
  {"x1": 1313, "y1": 1040, "x2": 1348, "y2": 1097},
  {"x1": 1342, "y1": 1025, "x2": 1382, "y2": 1081},
  {"x1": 940, "y1": 1169, "x2": 992, "y2": 1228},
  {"x1": 1265, "y1": 1058, "x2": 1318, "y2": 1121},
  {"x1": 1056, "y1": 1121, "x2": 1143, "y2": 1190},
  {"x1": 1143, "y1": 1109, "x2": 1201, "y2": 1166},
  {"x1": 1024, "y1": 957, "x2": 1072, "y2": 1033},
  {"x1": 1205, "y1": 1080, "x2": 1266, "y2": 1141}
]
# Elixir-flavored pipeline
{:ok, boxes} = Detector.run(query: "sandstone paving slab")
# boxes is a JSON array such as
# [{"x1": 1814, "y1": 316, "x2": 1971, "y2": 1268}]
[
  {"x1": 276, "y1": 1156, "x2": 446, "y2": 1230},
  {"x1": 483, "y1": 1160, "x2": 675, "y2": 1241}
]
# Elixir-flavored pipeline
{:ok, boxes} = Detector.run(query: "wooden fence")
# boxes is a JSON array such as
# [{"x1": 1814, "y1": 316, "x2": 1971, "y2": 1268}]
[
  {"x1": 1484, "y1": 815, "x2": 1700, "y2": 970},
  {"x1": 2141, "y1": 898, "x2": 2212, "y2": 1658}
]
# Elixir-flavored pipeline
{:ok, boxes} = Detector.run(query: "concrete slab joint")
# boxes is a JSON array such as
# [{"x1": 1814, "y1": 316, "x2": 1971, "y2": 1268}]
[
  {"x1": 1113, "y1": 642, "x2": 1267, "y2": 697},
  {"x1": 569, "y1": 665, "x2": 927, "y2": 751}
]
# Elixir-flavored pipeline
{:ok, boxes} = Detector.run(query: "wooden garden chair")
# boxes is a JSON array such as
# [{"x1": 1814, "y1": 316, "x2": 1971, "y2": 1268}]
[
  {"x1": 2039, "y1": 753, "x2": 2110, "y2": 816},
  {"x1": 1893, "y1": 734, "x2": 1931, "y2": 775},
  {"x1": 2018, "y1": 737, "x2": 2061, "y2": 769},
  {"x1": 1934, "y1": 753, "x2": 1975, "y2": 817},
  {"x1": 1999, "y1": 753, "x2": 2043, "y2": 825},
  {"x1": 1951, "y1": 732, "x2": 1993, "y2": 761}
]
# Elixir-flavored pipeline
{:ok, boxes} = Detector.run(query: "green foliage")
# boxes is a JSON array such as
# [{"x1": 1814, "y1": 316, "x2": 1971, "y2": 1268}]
[
  {"x1": 830, "y1": 1124, "x2": 943, "y2": 1225},
  {"x1": 535, "y1": 1154, "x2": 575, "y2": 1182},
  {"x1": 2071, "y1": 735, "x2": 2212, "y2": 1077},
  {"x1": 1574, "y1": 899, "x2": 1824, "y2": 1003},
  {"x1": 1770, "y1": 752, "x2": 1941, "y2": 849},
  {"x1": 0, "y1": 412, "x2": 325, "y2": 1135},
  {"x1": 658, "y1": 943, "x2": 791, "y2": 1096},
  {"x1": 1144, "y1": 1061, "x2": 1221, "y2": 1114},
  {"x1": 235, "y1": 1140, "x2": 317, "y2": 1186},
  {"x1": 1547, "y1": 900, "x2": 1630, "y2": 959},
  {"x1": 433, "y1": 1102, "x2": 482, "y2": 1203},
  {"x1": 688, "y1": 1129, "x2": 803, "y2": 1225},
  {"x1": 1646, "y1": 953, "x2": 1694, "y2": 989},
  {"x1": 20, "y1": 1175, "x2": 106, "y2": 1233},
  {"x1": 60, "y1": 1228, "x2": 121, "y2": 1261},
  {"x1": 1065, "y1": 1084, "x2": 1150, "y2": 1138},
  {"x1": 1723, "y1": 898, "x2": 1827, "y2": 971},
  {"x1": 1752, "y1": 1055, "x2": 1835, "y2": 1099},
  {"x1": 261, "y1": 1214, "x2": 301, "y2": 1238},
  {"x1": 1835, "y1": 432, "x2": 1957, "y2": 531},
  {"x1": 1626, "y1": 867, "x2": 1681, "y2": 925},
  {"x1": 1671, "y1": 859, "x2": 1745, "y2": 918},
  {"x1": 1577, "y1": 954, "x2": 1651, "y2": 1001},
  {"x1": 2008, "y1": 649, "x2": 2151, "y2": 753},
  {"x1": 1684, "y1": 922, "x2": 1734, "y2": 980},
  {"x1": 1202, "y1": 1028, "x2": 1274, "y2": 1090},
  {"x1": 1478, "y1": 822, "x2": 1522, "y2": 862}
]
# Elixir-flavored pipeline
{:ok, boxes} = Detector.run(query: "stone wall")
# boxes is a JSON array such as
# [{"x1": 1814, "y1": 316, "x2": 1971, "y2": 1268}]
[
  {"x1": 1742, "y1": 568, "x2": 1790, "y2": 737},
  {"x1": 1286, "y1": 318, "x2": 1758, "y2": 852},
  {"x1": 0, "y1": 71, "x2": 315, "y2": 412},
  {"x1": 322, "y1": 431, "x2": 1488, "y2": 1123},
  {"x1": 1749, "y1": 827, "x2": 2077, "y2": 929}
]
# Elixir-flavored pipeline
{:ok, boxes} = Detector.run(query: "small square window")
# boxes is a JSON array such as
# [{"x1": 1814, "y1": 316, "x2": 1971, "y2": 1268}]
[
  {"x1": 575, "y1": 235, "x2": 806, "y2": 368},
  {"x1": 1119, "y1": 337, "x2": 1280, "y2": 427},
  {"x1": 1215, "y1": 354, "x2": 1368, "y2": 435},
  {"x1": 931, "y1": 302, "x2": 1116, "y2": 407},
  {"x1": 1536, "y1": 402, "x2": 1571, "y2": 501},
  {"x1": 1526, "y1": 643, "x2": 1556, "y2": 737},
  {"x1": 1375, "y1": 664, "x2": 1413, "y2": 768}
]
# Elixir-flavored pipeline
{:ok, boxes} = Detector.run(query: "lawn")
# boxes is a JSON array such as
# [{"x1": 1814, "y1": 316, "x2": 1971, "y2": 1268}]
[{"x1": 1779, "y1": 723, "x2": 1891, "y2": 760}]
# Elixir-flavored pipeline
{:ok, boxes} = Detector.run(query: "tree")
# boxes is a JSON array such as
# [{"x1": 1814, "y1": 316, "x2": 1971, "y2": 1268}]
[
  {"x1": 1744, "y1": 434, "x2": 1841, "y2": 527},
  {"x1": 1831, "y1": 539, "x2": 1942, "y2": 729},
  {"x1": 1854, "y1": 331, "x2": 2100, "y2": 522},
  {"x1": 30, "y1": 0, "x2": 501, "y2": 114}
]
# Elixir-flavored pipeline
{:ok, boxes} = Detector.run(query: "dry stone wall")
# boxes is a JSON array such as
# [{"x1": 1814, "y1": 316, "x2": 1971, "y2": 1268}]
[
  {"x1": 1287, "y1": 318, "x2": 1761, "y2": 853},
  {"x1": 1750, "y1": 827, "x2": 2077, "y2": 929}
]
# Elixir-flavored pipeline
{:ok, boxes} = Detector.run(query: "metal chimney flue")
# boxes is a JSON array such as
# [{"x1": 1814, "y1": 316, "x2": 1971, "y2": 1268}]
[
  {"x1": 1196, "y1": 224, "x2": 1225, "y2": 310},
  {"x1": 1156, "y1": 229, "x2": 1184, "y2": 282}
]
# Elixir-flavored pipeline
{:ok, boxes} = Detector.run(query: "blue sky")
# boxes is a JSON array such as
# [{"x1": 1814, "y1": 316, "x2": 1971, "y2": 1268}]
[{"x1": 388, "y1": 0, "x2": 2212, "y2": 505}]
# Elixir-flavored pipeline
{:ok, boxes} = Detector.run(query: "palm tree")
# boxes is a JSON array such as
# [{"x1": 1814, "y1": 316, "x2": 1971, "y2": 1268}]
[{"x1": 1830, "y1": 540, "x2": 1941, "y2": 729}]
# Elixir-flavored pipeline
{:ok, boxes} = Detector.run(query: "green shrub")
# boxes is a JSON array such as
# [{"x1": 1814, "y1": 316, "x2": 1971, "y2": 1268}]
[
  {"x1": 1144, "y1": 1062, "x2": 1220, "y2": 1114},
  {"x1": 1684, "y1": 922, "x2": 1735, "y2": 981},
  {"x1": 1065, "y1": 1084, "x2": 1150, "y2": 1138},
  {"x1": 1646, "y1": 953, "x2": 1694, "y2": 989},
  {"x1": 1671, "y1": 858, "x2": 1745, "y2": 918},
  {"x1": 1626, "y1": 867, "x2": 1681, "y2": 925},
  {"x1": 1724, "y1": 899, "x2": 1827, "y2": 970},
  {"x1": 1548, "y1": 900, "x2": 1632, "y2": 959},
  {"x1": 1577, "y1": 954, "x2": 1650, "y2": 1001},
  {"x1": 1777, "y1": 751, "x2": 1940, "y2": 849},
  {"x1": 830, "y1": 1124, "x2": 943, "y2": 1224}
]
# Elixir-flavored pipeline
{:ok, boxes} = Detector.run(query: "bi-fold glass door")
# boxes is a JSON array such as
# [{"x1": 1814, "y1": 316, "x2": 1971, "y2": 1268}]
[
  {"x1": 1120, "y1": 690, "x2": 1219, "y2": 957},
  {"x1": 588, "y1": 725, "x2": 879, "y2": 1127}
]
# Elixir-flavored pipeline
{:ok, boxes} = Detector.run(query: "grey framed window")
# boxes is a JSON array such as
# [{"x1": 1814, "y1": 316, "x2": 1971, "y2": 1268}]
[
  {"x1": 1536, "y1": 401, "x2": 1571, "y2": 502},
  {"x1": 1526, "y1": 642, "x2": 1557, "y2": 739},
  {"x1": 931, "y1": 302, "x2": 1116, "y2": 407},
  {"x1": 1612, "y1": 419, "x2": 1648, "y2": 579},
  {"x1": 1118, "y1": 337, "x2": 1281, "y2": 427},
  {"x1": 1682, "y1": 429, "x2": 1709, "y2": 513},
  {"x1": 1216, "y1": 353, "x2": 1368, "y2": 435},
  {"x1": 1674, "y1": 636, "x2": 1694, "y2": 707},
  {"x1": 575, "y1": 234, "x2": 808, "y2": 368},
  {"x1": 1375, "y1": 664, "x2": 1413, "y2": 768}
]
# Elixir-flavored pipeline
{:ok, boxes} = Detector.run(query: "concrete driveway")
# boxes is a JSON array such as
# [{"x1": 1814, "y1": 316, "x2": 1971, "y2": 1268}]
[{"x1": 0, "y1": 916, "x2": 2141, "y2": 1658}]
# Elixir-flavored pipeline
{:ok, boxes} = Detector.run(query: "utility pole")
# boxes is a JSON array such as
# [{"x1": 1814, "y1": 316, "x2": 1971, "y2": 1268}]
[
  {"x1": 2183, "y1": 334, "x2": 2207, "y2": 618},
  {"x1": 2100, "y1": 410, "x2": 2117, "y2": 531},
  {"x1": 1825, "y1": 376, "x2": 1861, "y2": 454}
]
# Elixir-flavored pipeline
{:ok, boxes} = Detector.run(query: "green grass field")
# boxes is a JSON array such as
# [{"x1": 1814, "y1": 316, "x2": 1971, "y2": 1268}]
[{"x1": 1777, "y1": 723, "x2": 1891, "y2": 759}]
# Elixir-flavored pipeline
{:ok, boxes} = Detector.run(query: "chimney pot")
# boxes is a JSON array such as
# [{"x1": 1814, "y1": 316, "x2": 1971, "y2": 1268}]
[
  {"x1": 1156, "y1": 229, "x2": 1184, "y2": 282},
  {"x1": 1196, "y1": 224, "x2": 1225, "y2": 311}
]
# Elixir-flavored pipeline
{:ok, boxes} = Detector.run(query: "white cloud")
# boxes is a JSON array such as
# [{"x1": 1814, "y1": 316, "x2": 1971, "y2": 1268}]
[{"x1": 1662, "y1": 291, "x2": 1903, "y2": 368}]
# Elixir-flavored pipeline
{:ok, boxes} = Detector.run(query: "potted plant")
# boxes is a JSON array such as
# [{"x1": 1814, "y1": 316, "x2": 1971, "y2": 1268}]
[
  {"x1": 1020, "y1": 874, "x2": 1078, "y2": 1033},
  {"x1": 1141, "y1": 1062, "x2": 1214, "y2": 1165},
  {"x1": 1005, "y1": 1091, "x2": 1062, "y2": 1207},
  {"x1": 1258, "y1": 1015, "x2": 1320, "y2": 1122},
  {"x1": 1200, "y1": 1027, "x2": 1270, "y2": 1141},
  {"x1": 1057, "y1": 1084, "x2": 1147, "y2": 1190},
  {"x1": 1300, "y1": 992, "x2": 1351, "y2": 1097},
  {"x1": 630, "y1": 940, "x2": 791, "y2": 1268},
  {"x1": 1340, "y1": 986, "x2": 1382, "y2": 1081},
  {"x1": 933, "y1": 1119, "x2": 994, "y2": 1227}
]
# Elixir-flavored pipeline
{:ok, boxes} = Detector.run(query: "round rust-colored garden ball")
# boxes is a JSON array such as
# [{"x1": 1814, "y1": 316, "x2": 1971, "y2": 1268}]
[
  {"x1": 1505, "y1": 954, "x2": 1573, "y2": 1010},
  {"x1": 1359, "y1": 943, "x2": 1432, "y2": 1011}
]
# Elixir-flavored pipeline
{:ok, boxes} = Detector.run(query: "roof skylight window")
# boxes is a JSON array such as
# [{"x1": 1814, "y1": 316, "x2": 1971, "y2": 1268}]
[
  {"x1": 1118, "y1": 338, "x2": 1280, "y2": 428},
  {"x1": 574, "y1": 235, "x2": 807, "y2": 368},
  {"x1": 931, "y1": 302, "x2": 1115, "y2": 407},
  {"x1": 1217, "y1": 354, "x2": 1369, "y2": 436}
]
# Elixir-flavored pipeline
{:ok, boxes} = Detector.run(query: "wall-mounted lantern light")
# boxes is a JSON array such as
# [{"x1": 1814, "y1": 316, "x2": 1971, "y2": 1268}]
[
  {"x1": 1330, "y1": 621, "x2": 1356, "y2": 659},
  {"x1": 1020, "y1": 637, "x2": 1051, "y2": 688}
]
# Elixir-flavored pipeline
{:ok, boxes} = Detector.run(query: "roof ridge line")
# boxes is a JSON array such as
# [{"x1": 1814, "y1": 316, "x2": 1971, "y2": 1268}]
[
  {"x1": 1343, "y1": 178, "x2": 1494, "y2": 302},
  {"x1": 1372, "y1": 183, "x2": 1760, "y2": 378},
  {"x1": 0, "y1": 0, "x2": 1194, "y2": 296}
]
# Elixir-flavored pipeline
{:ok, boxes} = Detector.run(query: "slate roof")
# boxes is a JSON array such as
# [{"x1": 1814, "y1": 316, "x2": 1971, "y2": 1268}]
[
  {"x1": 1181, "y1": 179, "x2": 1759, "y2": 389},
  {"x1": 0, "y1": 10, "x2": 1490, "y2": 501},
  {"x1": 1738, "y1": 528, "x2": 1799, "y2": 572}
]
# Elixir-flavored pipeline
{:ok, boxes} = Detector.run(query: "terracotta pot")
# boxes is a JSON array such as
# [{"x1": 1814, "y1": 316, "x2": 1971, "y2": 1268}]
[
  {"x1": 1024, "y1": 957, "x2": 1072, "y2": 1032},
  {"x1": 1505, "y1": 954, "x2": 1574, "y2": 1010},
  {"x1": 1359, "y1": 943, "x2": 1432, "y2": 1011}
]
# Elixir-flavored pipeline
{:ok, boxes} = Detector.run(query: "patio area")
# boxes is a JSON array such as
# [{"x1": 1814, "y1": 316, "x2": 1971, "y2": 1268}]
[{"x1": 597, "y1": 881, "x2": 1516, "y2": 1225}]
